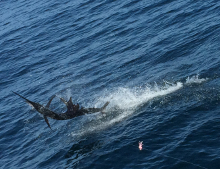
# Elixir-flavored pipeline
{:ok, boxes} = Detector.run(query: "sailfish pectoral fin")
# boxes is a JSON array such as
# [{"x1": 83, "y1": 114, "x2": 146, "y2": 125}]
[
  {"x1": 46, "y1": 95, "x2": 56, "y2": 108},
  {"x1": 44, "y1": 115, "x2": 52, "y2": 130}
]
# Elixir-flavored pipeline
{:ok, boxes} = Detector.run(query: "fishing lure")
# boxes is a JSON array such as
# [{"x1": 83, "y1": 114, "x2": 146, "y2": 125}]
[{"x1": 139, "y1": 141, "x2": 143, "y2": 150}]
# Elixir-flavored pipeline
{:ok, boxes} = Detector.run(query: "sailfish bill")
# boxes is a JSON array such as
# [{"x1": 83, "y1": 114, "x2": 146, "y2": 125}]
[{"x1": 12, "y1": 91, "x2": 59, "y2": 129}]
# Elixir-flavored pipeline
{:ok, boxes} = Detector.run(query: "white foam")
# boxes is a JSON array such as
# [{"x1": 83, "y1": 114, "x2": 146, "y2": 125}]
[
  {"x1": 97, "y1": 82, "x2": 183, "y2": 110},
  {"x1": 71, "y1": 81, "x2": 183, "y2": 137},
  {"x1": 185, "y1": 75, "x2": 208, "y2": 84}
]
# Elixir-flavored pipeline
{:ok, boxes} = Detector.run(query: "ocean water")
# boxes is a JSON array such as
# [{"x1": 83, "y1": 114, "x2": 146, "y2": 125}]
[{"x1": 1, "y1": 0, "x2": 220, "y2": 168}]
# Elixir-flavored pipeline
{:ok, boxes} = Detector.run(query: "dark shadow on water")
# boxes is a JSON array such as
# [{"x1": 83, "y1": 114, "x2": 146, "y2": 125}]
[
  {"x1": 65, "y1": 138, "x2": 103, "y2": 158},
  {"x1": 64, "y1": 136, "x2": 104, "y2": 168}
]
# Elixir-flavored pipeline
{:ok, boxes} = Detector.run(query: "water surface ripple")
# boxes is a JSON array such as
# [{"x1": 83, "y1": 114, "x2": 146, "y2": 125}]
[{"x1": 1, "y1": 0, "x2": 220, "y2": 168}]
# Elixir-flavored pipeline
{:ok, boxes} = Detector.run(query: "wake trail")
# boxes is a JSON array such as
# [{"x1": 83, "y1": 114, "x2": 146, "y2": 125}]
[
  {"x1": 71, "y1": 74, "x2": 208, "y2": 137},
  {"x1": 71, "y1": 81, "x2": 183, "y2": 137},
  {"x1": 97, "y1": 82, "x2": 183, "y2": 110}
]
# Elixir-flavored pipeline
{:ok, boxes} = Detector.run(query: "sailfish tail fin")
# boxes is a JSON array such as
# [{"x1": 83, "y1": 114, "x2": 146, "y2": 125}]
[
  {"x1": 46, "y1": 95, "x2": 56, "y2": 108},
  {"x1": 100, "y1": 101, "x2": 110, "y2": 113}
]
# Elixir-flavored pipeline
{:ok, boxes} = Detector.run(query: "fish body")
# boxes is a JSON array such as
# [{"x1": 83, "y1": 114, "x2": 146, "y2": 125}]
[{"x1": 13, "y1": 91, "x2": 109, "y2": 129}]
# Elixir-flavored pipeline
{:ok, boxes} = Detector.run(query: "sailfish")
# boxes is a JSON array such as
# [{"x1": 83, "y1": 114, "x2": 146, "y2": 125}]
[{"x1": 13, "y1": 91, "x2": 109, "y2": 129}]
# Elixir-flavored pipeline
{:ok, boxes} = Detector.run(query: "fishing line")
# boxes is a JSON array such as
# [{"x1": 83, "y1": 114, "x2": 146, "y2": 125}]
[
  {"x1": 102, "y1": 139, "x2": 207, "y2": 169},
  {"x1": 134, "y1": 143, "x2": 208, "y2": 169},
  {"x1": 145, "y1": 147, "x2": 207, "y2": 169}
]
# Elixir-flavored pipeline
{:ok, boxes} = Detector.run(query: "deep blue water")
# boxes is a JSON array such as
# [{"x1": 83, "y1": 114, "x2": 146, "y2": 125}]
[{"x1": 1, "y1": 0, "x2": 220, "y2": 168}]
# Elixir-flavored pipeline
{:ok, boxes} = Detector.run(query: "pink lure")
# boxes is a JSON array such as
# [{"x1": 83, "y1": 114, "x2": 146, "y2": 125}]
[{"x1": 139, "y1": 141, "x2": 143, "y2": 150}]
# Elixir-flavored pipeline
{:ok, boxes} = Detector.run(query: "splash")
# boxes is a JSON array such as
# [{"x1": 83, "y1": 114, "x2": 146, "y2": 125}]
[
  {"x1": 96, "y1": 82, "x2": 183, "y2": 110},
  {"x1": 71, "y1": 81, "x2": 183, "y2": 137},
  {"x1": 185, "y1": 75, "x2": 208, "y2": 84}
]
